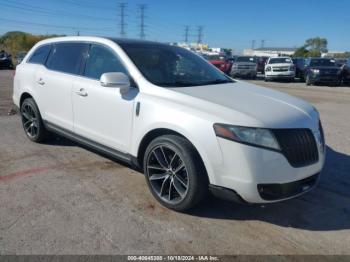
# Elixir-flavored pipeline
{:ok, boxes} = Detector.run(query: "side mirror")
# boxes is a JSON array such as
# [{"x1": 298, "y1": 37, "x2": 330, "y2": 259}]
[{"x1": 100, "y1": 72, "x2": 131, "y2": 93}]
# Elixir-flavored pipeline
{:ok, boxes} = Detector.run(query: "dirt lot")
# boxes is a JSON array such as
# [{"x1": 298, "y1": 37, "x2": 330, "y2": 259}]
[{"x1": 0, "y1": 70, "x2": 350, "y2": 255}]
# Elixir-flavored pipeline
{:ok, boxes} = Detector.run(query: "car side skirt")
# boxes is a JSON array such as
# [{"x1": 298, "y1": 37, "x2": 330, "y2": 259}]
[{"x1": 43, "y1": 121, "x2": 138, "y2": 167}]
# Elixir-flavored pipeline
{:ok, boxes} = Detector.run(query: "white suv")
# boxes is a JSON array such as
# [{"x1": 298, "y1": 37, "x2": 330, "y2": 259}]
[
  {"x1": 265, "y1": 57, "x2": 295, "y2": 82},
  {"x1": 13, "y1": 37, "x2": 326, "y2": 211}
]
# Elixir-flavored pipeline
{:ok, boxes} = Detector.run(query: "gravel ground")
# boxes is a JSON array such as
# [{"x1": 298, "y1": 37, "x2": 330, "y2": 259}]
[{"x1": 0, "y1": 70, "x2": 350, "y2": 255}]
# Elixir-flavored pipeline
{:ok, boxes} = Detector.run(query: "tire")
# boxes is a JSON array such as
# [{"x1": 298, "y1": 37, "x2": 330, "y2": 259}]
[
  {"x1": 20, "y1": 98, "x2": 50, "y2": 143},
  {"x1": 306, "y1": 74, "x2": 312, "y2": 86},
  {"x1": 143, "y1": 135, "x2": 208, "y2": 211}
]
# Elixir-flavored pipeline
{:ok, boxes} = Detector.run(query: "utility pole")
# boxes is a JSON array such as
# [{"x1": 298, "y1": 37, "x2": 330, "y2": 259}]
[
  {"x1": 183, "y1": 25, "x2": 190, "y2": 43},
  {"x1": 118, "y1": 3, "x2": 127, "y2": 38},
  {"x1": 196, "y1": 26, "x2": 204, "y2": 44},
  {"x1": 261, "y1": 39, "x2": 265, "y2": 48},
  {"x1": 251, "y1": 40, "x2": 256, "y2": 49},
  {"x1": 139, "y1": 4, "x2": 147, "y2": 39}
]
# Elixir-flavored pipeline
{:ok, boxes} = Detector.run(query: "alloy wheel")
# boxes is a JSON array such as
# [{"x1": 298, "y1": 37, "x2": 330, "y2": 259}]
[
  {"x1": 21, "y1": 103, "x2": 39, "y2": 139},
  {"x1": 146, "y1": 145, "x2": 189, "y2": 204}
]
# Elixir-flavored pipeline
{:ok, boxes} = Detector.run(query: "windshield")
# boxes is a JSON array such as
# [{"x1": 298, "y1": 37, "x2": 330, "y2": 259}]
[
  {"x1": 119, "y1": 43, "x2": 233, "y2": 87},
  {"x1": 235, "y1": 56, "x2": 256, "y2": 63},
  {"x1": 310, "y1": 59, "x2": 336, "y2": 67},
  {"x1": 269, "y1": 58, "x2": 292, "y2": 64}
]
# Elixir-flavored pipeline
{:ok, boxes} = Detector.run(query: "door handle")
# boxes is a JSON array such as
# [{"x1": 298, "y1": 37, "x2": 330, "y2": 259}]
[
  {"x1": 37, "y1": 78, "x2": 45, "y2": 85},
  {"x1": 75, "y1": 88, "x2": 88, "y2": 97}
]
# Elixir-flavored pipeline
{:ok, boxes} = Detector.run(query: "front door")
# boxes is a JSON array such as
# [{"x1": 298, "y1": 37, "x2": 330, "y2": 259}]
[{"x1": 72, "y1": 44, "x2": 137, "y2": 153}]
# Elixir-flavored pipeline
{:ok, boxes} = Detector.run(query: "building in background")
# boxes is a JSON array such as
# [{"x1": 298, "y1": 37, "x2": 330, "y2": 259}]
[
  {"x1": 321, "y1": 51, "x2": 348, "y2": 58},
  {"x1": 243, "y1": 47, "x2": 297, "y2": 57}
]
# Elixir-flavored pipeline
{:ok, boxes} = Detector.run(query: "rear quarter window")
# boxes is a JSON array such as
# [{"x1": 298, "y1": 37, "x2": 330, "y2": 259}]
[
  {"x1": 46, "y1": 42, "x2": 88, "y2": 75},
  {"x1": 28, "y1": 45, "x2": 51, "y2": 65}
]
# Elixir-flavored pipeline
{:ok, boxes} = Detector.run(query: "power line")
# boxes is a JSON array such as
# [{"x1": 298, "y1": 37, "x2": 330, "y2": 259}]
[
  {"x1": 118, "y1": 3, "x2": 127, "y2": 38},
  {"x1": 183, "y1": 25, "x2": 190, "y2": 43},
  {"x1": 138, "y1": 4, "x2": 147, "y2": 39},
  {"x1": 251, "y1": 40, "x2": 256, "y2": 49},
  {"x1": 261, "y1": 39, "x2": 265, "y2": 48},
  {"x1": 196, "y1": 26, "x2": 204, "y2": 44},
  {"x1": 0, "y1": 17, "x2": 115, "y2": 32},
  {"x1": 0, "y1": 1, "x2": 117, "y2": 21}
]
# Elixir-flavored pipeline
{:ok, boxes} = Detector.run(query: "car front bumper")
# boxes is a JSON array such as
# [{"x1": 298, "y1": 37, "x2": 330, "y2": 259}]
[
  {"x1": 265, "y1": 71, "x2": 295, "y2": 79},
  {"x1": 211, "y1": 136, "x2": 326, "y2": 204},
  {"x1": 231, "y1": 69, "x2": 257, "y2": 77},
  {"x1": 310, "y1": 74, "x2": 341, "y2": 83}
]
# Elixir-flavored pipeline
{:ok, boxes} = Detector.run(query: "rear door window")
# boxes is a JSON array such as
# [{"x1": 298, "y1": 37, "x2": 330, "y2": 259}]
[
  {"x1": 28, "y1": 45, "x2": 51, "y2": 65},
  {"x1": 84, "y1": 44, "x2": 127, "y2": 80},
  {"x1": 46, "y1": 42, "x2": 88, "y2": 75}
]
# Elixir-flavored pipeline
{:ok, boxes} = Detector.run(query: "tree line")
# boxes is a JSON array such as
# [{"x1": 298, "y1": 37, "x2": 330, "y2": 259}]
[
  {"x1": 292, "y1": 37, "x2": 349, "y2": 58},
  {"x1": 0, "y1": 31, "x2": 62, "y2": 57}
]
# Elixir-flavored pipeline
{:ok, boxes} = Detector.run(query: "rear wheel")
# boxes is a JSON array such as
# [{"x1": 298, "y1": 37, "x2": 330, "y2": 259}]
[
  {"x1": 143, "y1": 135, "x2": 208, "y2": 211},
  {"x1": 20, "y1": 98, "x2": 49, "y2": 143}
]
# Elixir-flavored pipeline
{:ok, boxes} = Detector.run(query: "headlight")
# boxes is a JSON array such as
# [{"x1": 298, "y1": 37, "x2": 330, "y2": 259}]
[
  {"x1": 311, "y1": 69, "x2": 320, "y2": 74},
  {"x1": 265, "y1": 66, "x2": 271, "y2": 72},
  {"x1": 290, "y1": 66, "x2": 295, "y2": 71},
  {"x1": 214, "y1": 124, "x2": 280, "y2": 150}
]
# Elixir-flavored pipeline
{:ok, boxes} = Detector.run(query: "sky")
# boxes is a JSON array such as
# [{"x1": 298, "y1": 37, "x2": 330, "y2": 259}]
[{"x1": 0, "y1": 0, "x2": 349, "y2": 53}]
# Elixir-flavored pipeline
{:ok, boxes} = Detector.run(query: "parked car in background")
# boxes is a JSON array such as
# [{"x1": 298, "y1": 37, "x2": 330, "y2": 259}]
[
  {"x1": 13, "y1": 36, "x2": 325, "y2": 211},
  {"x1": 334, "y1": 58, "x2": 347, "y2": 67},
  {"x1": 227, "y1": 55, "x2": 238, "y2": 63},
  {"x1": 292, "y1": 57, "x2": 306, "y2": 80},
  {"x1": 203, "y1": 54, "x2": 231, "y2": 74},
  {"x1": 230, "y1": 56, "x2": 257, "y2": 79},
  {"x1": 0, "y1": 50, "x2": 13, "y2": 69},
  {"x1": 304, "y1": 58, "x2": 342, "y2": 86},
  {"x1": 16, "y1": 51, "x2": 27, "y2": 65},
  {"x1": 264, "y1": 57, "x2": 295, "y2": 82},
  {"x1": 257, "y1": 56, "x2": 269, "y2": 74},
  {"x1": 341, "y1": 58, "x2": 350, "y2": 84}
]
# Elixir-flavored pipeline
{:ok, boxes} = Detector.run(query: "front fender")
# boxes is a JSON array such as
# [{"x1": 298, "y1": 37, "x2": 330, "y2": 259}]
[{"x1": 130, "y1": 100, "x2": 224, "y2": 185}]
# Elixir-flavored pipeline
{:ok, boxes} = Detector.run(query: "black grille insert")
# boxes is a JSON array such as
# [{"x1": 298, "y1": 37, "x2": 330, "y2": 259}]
[
  {"x1": 258, "y1": 173, "x2": 319, "y2": 200},
  {"x1": 272, "y1": 129, "x2": 319, "y2": 167}
]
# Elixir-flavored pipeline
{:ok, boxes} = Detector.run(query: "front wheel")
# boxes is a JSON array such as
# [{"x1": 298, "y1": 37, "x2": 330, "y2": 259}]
[
  {"x1": 143, "y1": 135, "x2": 208, "y2": 211},
  {"x1": 306, "y1": 74, "x2": 312, "y2": 86}
]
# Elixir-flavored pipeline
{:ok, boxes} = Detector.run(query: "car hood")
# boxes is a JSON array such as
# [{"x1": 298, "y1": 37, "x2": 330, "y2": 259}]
[
  {"x1": 268, "y1": 63, "x2": 292, "y2": 67},
  {"x1": 170, "y1": 81, "x2": 318, "y2": 129}
]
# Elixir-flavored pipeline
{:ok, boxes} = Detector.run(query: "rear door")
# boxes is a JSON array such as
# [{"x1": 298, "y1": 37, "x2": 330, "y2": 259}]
[{"x1": 37, "y1": 42, "x2": 88, "y2": 131}]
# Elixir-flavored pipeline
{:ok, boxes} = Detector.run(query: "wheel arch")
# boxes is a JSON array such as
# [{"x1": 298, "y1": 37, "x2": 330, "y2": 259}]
[
  {"x1": 19, "y1": 92, "x2": 33, "y2": 107},
  {"x1": 136, "y1": 127, "x2": 211, "y2": 182}
]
